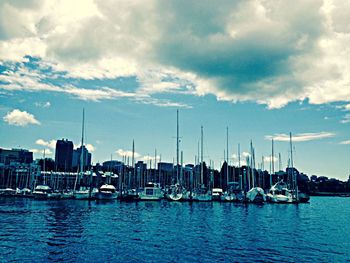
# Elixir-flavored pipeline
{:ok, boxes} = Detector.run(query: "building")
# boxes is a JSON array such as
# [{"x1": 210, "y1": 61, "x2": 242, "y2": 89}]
[
  {"x1": 55, "y1": 139, "x2": 73, "y2": 171},
  {"x1": 72, "y1": 146, "x2": 92, "y2": 171},
  {"x1": 0, "y1": 148, "x2": 33, "y2": 164}
]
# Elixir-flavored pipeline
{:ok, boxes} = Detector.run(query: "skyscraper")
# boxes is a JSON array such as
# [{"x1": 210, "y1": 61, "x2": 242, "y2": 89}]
[{"x1": 55, "y1": 139, "x2": 73, "y2": 171}]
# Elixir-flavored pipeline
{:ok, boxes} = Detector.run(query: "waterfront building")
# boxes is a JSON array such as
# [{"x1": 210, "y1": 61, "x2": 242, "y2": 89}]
[
  {"x1": 55, "y1": 139, "x2": 73, "y2": 172},
  {"x1": 0, "y1": 148, "x2": 33, "y2": 164}
]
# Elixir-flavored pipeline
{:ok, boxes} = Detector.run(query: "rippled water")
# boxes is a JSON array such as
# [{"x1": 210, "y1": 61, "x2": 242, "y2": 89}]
[{"x1": 0, "y1": 197, "x2": 349, "y2": 262}]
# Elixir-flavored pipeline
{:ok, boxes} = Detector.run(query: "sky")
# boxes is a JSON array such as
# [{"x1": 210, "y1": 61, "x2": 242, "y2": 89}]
[{"x1": 0, "y1": 0, "x2": 349, "y2": 180}]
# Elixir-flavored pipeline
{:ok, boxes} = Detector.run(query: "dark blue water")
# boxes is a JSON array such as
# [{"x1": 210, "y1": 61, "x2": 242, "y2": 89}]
[{"x1": 0, "y1": 197, "x2": 349, "y2": 262}]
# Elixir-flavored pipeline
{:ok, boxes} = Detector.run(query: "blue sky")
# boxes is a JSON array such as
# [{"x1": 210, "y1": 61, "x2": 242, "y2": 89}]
[{"x1": 0, "y1": 0, "x2": 349, "y2": 180}]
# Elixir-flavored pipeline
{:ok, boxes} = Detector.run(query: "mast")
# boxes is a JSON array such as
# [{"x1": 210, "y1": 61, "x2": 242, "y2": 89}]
[
  {"x1": 250, "y1": 140, "x2": 254, "y2": 188},
  {"x1": 180, "y1": 151, "x2": 183, "y2": 186},
  {"x1": 226, "y1": 126, "x2": 229, "y2": 189},
  {"x1": 278, "y1": 152, "x2": 282, "y2": 172},
  {"x1": 270, "y1": 138, "x2": 274, "y2": 187},
  {"x1": 290, "y1": 132, "x2": 298, "y2": 201},
  {"x1": 271, "y1": 138, "x2": 274, "y2": 175},
  {"x1": 80, "y1": 108, "x2": 85, "y2": 175},
  {"x1": 132, "y1": 139, "x2": 135, "y2": 188},
  {"x1": 238, "y1": 143, "x2": 241, "y2": 190},
  {"x1": 200, "y1": 126, "x2": 203, "y2": 187},
  {"x1": 176, "y1": 109, "x2": 179, "y2": 184}
]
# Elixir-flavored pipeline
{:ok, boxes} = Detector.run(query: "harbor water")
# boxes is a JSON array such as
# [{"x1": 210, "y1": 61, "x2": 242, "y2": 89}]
[{"x1": 0, "y1": 197, "x2": 349, "y2": 262}]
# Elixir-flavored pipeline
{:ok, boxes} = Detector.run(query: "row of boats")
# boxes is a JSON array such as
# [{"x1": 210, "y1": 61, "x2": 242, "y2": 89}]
[{"x1": 0, "y1": 180, "x2": 309, "y2": 203}]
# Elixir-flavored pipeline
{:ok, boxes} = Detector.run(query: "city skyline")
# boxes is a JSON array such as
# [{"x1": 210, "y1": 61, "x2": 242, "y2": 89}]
[{"x1": 0, "y1": 0, "x2": 349, "y2": 180}]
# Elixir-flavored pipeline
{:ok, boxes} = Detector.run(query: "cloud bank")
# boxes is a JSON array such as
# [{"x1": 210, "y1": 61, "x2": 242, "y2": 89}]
[
  {"x1": 265, "y1": 132, "x2": 335, "y2": 142},
  {"x1": 1, "y1": 0, "x2": 350, "y2": 108}
]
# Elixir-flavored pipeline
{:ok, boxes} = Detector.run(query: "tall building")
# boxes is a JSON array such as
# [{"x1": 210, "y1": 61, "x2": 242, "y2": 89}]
[
  {"x1": 0, "y1": 148, "x2": 33, "y2": 164},
  {"x1": 72, "y1": 146, "x2": 92, "y2": 171},
  {"x1": 55, "y1": 139, "x2": 73, "y2": 171}
]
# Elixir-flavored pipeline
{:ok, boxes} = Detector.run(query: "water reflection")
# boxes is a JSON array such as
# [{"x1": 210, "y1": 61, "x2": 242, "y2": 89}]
[{"x1": 0, "y1": 197, "x2": 349, "y2": 262}]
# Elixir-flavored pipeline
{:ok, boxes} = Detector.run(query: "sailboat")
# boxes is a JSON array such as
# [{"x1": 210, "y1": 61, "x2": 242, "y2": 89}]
[
  {"x1": 266, "y1": 133, "x2": 298, "y2": 203},
  {"x1": 73, "y1": 109, "x2": 90, "y2": 200},
  {"x1": 166, "y1": 110, "x2": 184, "y2": 201},
  {"x1": 120, "y1": 140, "x2": 140, "y2": 201},
  {"x1": 245, "y1": 141, "x2": 266, "y2": 203},
  {"x1": 220, "y1": 127, "x2": 237, "y2": 202},
  {"x1": 193, "y1": 126, "x2": 212, "y2": 202}
]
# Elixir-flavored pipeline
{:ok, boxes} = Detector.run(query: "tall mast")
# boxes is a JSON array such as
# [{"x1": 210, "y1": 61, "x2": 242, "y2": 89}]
[
  {"x1": 290, "y1": 132, "x2": 298, "y2": 201},
  {"x1": 270, "y1": 138, "x2": 274, "y2": 186},
  {"x1": 43, "y1": 149, "x2": 46, "y2": 185},
  {"x1": 226, "y1": 126, "x2": 229, "y2": 188},
  {"x1": 238, "y1": 143, "x2": 241, "y2": 190},
  {"x1": 180, "y1": 151, "x2": 183, "y2": 186},
  {"x1": 271, "y1": 139, "x2": 274, "y2": 175},
  {"x1": 176, "y1": 109, "x2": 179, "y2": 184},
  {"x1": 200, "y1": 125, "x2": 203, "y2": 186},
  {"x1": 279, "y1": 152, "x2": 282, "y2": 172},
  {"x1": 80, "y1": 108, "x2": 85, "y2": 174},
  {"x1": 132, "y1": 139, "x2": 135, "y2": 188}
]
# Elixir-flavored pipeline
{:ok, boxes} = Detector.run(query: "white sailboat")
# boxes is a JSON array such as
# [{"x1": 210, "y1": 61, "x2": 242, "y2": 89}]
[
  {"x1": 167, "y1": 109, "x2": 184, "y2": 201},
  {"x1": 245, "y1": 141, "x2": 266, "y2": 203},
  {"x1": 266, "y1": 133, "x2": 297, "y2": 203},
  {"x1": 266, "y1": 180, "x2": 293, "y2": 203},
  {"x1": 73, "y1": 109, "x2": 90, "y2": 200},
  {"x1": 193, "y1": 126, "x2": 212, "y2": 202},
  {"x1": 246, "y1": 187, "x2": 266, "y2": 203}
]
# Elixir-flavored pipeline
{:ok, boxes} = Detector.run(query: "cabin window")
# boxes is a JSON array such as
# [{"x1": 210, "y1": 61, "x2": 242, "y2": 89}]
[{"x1": 146, "y1": 189, "x2": 154, "y2": 195}]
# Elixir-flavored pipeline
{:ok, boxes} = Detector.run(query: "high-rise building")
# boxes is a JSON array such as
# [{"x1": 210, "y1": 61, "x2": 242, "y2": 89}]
[
  {"x1": 72, "y1": 146, "x2": 92, "y2": 171},
  {"x1": 55, "y1": 139, "x2": 73, "y2": 171}
]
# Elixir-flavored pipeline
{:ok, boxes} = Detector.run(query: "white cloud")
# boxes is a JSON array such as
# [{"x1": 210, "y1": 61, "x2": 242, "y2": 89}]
[
  {"x1": 35, "y1": 101, "x2": 51, "y2": 108},
  {"x1": 85, "y1": 144, "x2": 95, "y2": 152},
  {"x1": 263, "y1": 156, "x2": 278, "y2": 163},
  {"x1": 35, "y1": 139, "x2": 56, "y2": 149},
  {"x1": 142, "y1": 155, "x2": 161, "y2": 162},
  {"x1": 0, "y1": 62, "x2": 190, "y2": 108},
  {"x1": 1, "y1": 0, "x2": 350, "y2": 109},
  {"x1": 265, "y1": 132, "x2": 335, "y2": 142},
  {"x1": 3, "y1": 109, "x2": 40, "y2": 126},
  {"x1": 242, "y1": 152, "x2": 251, "y2": 158},
  {"x1": 340, "y1": 113, "x2": 350, "y2": 124},
  {"x1": 30, "y1": 148, "x2": 53, "y2": 155},
  {"x1": 340, "y1": 140, "x2": 350, "y2": 145},
  {"x1": 74, "y1": 143, "x2": 96, "y2": 152},
  {"x1": 116, "y1": 148, "x2": 141, "y2": 158}
]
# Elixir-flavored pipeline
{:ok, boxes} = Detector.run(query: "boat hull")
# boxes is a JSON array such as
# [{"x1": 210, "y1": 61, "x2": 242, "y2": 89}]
[{"x1": 95, "y1": 192, "x2": 118, "y2": 200}]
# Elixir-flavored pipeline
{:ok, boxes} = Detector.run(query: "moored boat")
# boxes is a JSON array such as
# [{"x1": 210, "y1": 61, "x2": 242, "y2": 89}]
[
  {"x1": 32, "y1": 185, "x2": 52, "y2": 199},
  {"x1": 212, "y1": 188, "x2": 223, "y2": 201},
  {"x1": 139, "y1": 182, "x2": 163, "y2": 201},
  {"x1": 166, "y1": 184, "x2": 183, "y2": 201},
  {"x1": 266, "y1": 181, "x2": 293, "y2": 203},
  {"x1": 246, "y1": 187, "x2": 266, "y2": 203},
  {"x1": 95, "y1": 184, "x2": 118, "y2": 200}
]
